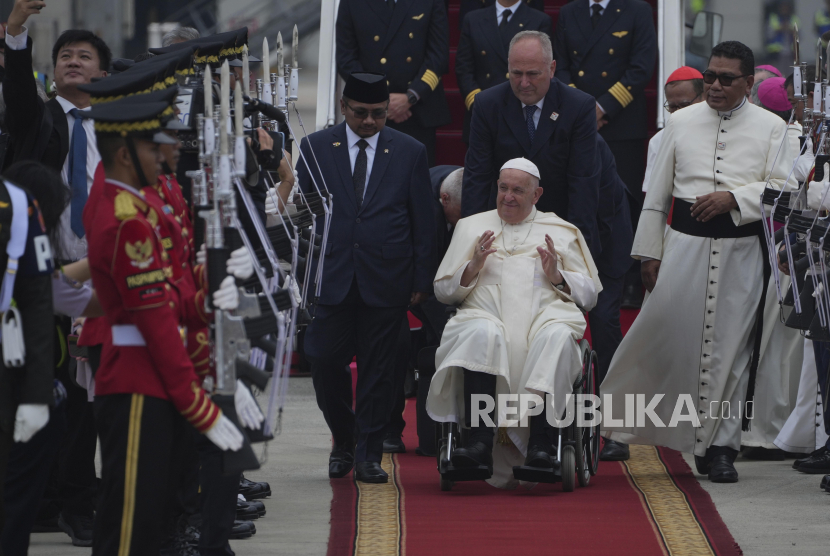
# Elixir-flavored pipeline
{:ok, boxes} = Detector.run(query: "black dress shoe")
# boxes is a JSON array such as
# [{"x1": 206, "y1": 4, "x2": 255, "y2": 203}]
[
  {"x1": 524, "y1": 444, "x2": 557, "y2": 469},
  {"x1": 694, "y1": 455, "x2": 711, "y2": 475},
  {"x1": 383, "y1": 434, "x2": 406, "y2": 454},
  {"x1": 451, "y1": 440, "x2": 493, "y2": 469},
  {"x1": 230, "y1": 520, "x2": 255, "y2": 539},
  {"x1": 58, "y1": 511, "x2": 94, "y2": 547},
  {"x1": 741, "y1": 446, "x2": 786, "y2": 460},
  {"x1": 354, "y1": 461, "x2": 389, "y2": 483},
  {"x1": 621, "y1": 284, "x2": 644, "y2": 309},
  {"x1": 236, "y1": 499, "x2": 260, "y2": 520},
  {"x1": 329, "y1": 445, "x2": 356, "y2": 478},
  {"x1": 793, "y1": 447, "x2": 828, "y2": 469},
  {"x1": 239, "y1": 475, "x2": 272, "y2": 499},
  {"x1": 247, "y1": 499, "x2": 266, "y2": 517},
  {"x1": 600, "y1": 438, "x2": 630, "y2": 461},
  {"x1": 708, "y1": 454, "x2": 739, "y2": 483},
  {"x1": 820, "y1": 474, "x2": 830, "y2": 491},
  {"x1": 796, "y1": 450, "x2": 830, "y2": 474}
]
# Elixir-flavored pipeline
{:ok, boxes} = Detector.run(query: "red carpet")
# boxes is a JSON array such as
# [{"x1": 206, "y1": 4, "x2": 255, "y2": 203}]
[{"x1": 326, "y1": 308, "x2": 743, "y2": 556}]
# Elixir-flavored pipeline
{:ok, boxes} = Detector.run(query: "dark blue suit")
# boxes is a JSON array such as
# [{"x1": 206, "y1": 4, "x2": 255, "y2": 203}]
[
  {"x1": 462, "y1": 78, "x2": 602, "y2": 256},
  {"x1": 591, "y1": 135, "x2": 634, "y2": 383},
  {"x1": 298, "y1": 122, "x2": 435, "y2": 463}
]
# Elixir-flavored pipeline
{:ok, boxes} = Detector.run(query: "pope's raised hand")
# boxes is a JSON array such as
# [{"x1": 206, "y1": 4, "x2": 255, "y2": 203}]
[
  {"x1": 536, "y1": 234, "x2": 563, "y2": 285},
  {"x1": 461, "y1": 230, "x2": 497, "y2": 287}
]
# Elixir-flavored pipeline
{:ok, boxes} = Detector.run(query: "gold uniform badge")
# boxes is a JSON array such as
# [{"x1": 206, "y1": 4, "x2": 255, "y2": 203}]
[{"x1": 126, "y1": 239, "x2": 154, "y2": 269}]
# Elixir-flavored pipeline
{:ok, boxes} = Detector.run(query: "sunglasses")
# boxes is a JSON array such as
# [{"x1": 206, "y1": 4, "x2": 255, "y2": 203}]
[
  {"x1": 344, "y1": 100, "x2": 388, "y2": 120},
  {"x1": 663, "y1": 94, "x2": 702, "y2": 113},
  {"x1": 702, "y1": 71, "x2": 750, "y2": 87}
]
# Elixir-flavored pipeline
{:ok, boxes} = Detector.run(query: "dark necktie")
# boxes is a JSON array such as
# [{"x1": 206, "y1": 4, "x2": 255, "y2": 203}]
[
  {"x1": 68, "y1": 109, "x2": 88, "y2": 238},
  {"x1": 499, "y1": 9, "x2": 512, "y2": 44},
  {"x1": 353, "y1": 139, "x2": 369, "y2": 209},
  {"x1": 524, "y1": 105, "x2": 537, "y2": 143},
  {"x1": 591, "y1": 3, "x2": 603, "y2": 29}
]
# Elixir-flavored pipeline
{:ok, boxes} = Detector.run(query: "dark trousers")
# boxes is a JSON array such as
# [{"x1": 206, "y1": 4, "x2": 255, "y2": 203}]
[
  {"x1": 464, "y1": 369, "x2": 496, "y2": 448},
  {"x1": 589, "y1": 270, "x2": 626, "y2": 385},
  {"x1": 388, "y1": 316, "x2": 412, "y2": 438},
  {"x1": 606, "y1": 139, "x2": 646, "y2": 287},
  {"x1": 305, "y1": 280, "x2": 406, "y2": 462},
  {"x1": 93, "y1": 394, "x2": 186, "y2": 556},
  {"x1": 0, "y1": 426, "x2": 9, "y2": 556},
  {"x1": 409, "y1": 295, "x2": 450, "y2": 347},
  {"x1": 387, "y1": 119, "x2": 437, "y2": 167},
  {"x1": 196, "y1": 433, "x2": 239, "y2": 556},
  {"x1": 812, "y1": 341, "x2": 830, "y2": 449},
  {"x1": 2, "y1": 405, "x2": 66, "y2": 556}
]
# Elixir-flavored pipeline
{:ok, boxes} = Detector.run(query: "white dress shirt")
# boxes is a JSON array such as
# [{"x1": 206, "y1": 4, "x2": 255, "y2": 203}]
[
  {"x1": 496, "y1": 0, "x2": 521, "y2": 24},
  {"x1": 521, "y1": 98, "x2": 544, "y2": 130},
  {"x1": 345, "y1": 125, "x2": 379, "y2": 193},
  {"x1": 589, "y1": 0, "x2": 611, "y2": 17},
  {"x1": 6, "y1": 26, "x2": 101, "y2": 262}
]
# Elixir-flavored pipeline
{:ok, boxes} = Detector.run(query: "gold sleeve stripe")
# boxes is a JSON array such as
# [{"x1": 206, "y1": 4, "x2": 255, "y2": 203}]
[
  {"x1": 193, "y1": 403, "x2": 220, "y2": 430},
  {"x1": 421, "y1": 69, "x2": 439, "y2": 91},
  {"x1": 185, "y1": 392, "x2": 209, "y2": 421},
  {"x1": 568, "y1": 83, "x2": 577, "y2": 88},
  {"x1": 609, "y1": 82, "x2": 634, "y2": 107},
  {"x1": 181, "y1": 383, "x2": 202, "y2": 415},
  {"x1": 465, "y1": 89, "x2": 481, "y2": 110}
]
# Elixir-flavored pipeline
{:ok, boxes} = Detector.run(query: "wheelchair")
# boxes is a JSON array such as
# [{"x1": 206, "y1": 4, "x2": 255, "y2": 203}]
[{"x1": 436, "y1": 339, "x2": 600, "y2": 492}]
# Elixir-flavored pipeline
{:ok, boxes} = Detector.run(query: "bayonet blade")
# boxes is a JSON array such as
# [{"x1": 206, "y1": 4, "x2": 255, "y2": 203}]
[
  {"x1": 794, "y1": 23, "x2": 800, "y2": 65},
  {"x1": 277, "y1": 32, "x2": 284, "y2": 75},
  {"x1": 242, "y1": 45, "x2": 250, "y2": 98},
  {"x1": 292, "y1": 25, "x2": 299, "y2": 68},
  {"x1": 262, "y1": 38, "x2": 270, "y2": 89}
]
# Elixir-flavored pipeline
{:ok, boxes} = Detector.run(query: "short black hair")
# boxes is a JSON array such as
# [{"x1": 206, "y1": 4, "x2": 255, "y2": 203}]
[
  {"x1": 709, "y1": 41, "x2": 755, "y2": 78},
  {"x1": 97, "y1": 134, "x2": 126, "y2": 170},
  {"x1": 3, "y1": 161, "x2": 69, "y2": 249},
  {"x1": 52, "y1": 30, "x2": 112, "y2": 72}
]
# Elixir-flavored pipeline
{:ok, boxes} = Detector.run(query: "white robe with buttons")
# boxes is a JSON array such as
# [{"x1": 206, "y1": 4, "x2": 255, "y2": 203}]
[
  {"x1": 600, "y1": 100, "x2": 797, "y2": 456},
  {"x1": 426, "y1": 208, "x2": 601, "y2": 488}
]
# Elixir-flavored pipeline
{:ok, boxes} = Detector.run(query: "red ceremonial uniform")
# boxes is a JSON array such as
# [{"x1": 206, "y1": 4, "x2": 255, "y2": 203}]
[
  {"x1": 88, "y1": 179, "x2": 219, "y2": 432},
  {"x1": 78, "y1": 162, "x2": 110, "y2": 349}
]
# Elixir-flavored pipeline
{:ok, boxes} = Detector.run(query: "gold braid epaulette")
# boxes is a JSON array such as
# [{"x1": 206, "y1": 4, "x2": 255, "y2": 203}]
[{"x1": 114, "y1": 190, "x2": 149, "y2": 221}]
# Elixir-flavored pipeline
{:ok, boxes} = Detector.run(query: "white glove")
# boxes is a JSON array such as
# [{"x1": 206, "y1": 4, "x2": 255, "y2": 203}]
[
  {"x1": 196, "y1": 244, "x2": 206, "y2": 266},
  {"x1": 285, "y1": 275, "x2": 302, "y2": 305},
  {"x1": 14, "y1": 404, "x2": 49, "y2": 443},
  {"x1": 807, "y1": 163, "x2": 830, "y2": 211},
  {"x1": 205, "y1": 414, "x2": 244, "y2": 451},
  {"x1": 212, "y1": 276, "x2": 239, "y2": 310},
  {"x1": 227, "y1": 247, "x2": 254, "y2": 280},
  {"x1": 234, "y1": 379, "x2": 264, "y2": 430},
  {"x1": 264, "y1": 189, "x2": 281, "y2": 215}
]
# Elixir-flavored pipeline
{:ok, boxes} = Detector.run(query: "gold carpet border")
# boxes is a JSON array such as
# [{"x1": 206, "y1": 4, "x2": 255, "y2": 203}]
[
  {"x1": 354, "y1": 453, "x2": 404, "y2": 555},
  {"x1": 624, "y1": 445, "x2": 715, "y2": 556}
]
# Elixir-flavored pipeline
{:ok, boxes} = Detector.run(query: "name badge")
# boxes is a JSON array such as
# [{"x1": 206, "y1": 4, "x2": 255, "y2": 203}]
[{"x1": 717, "y1": 141, "x2": 726, "y2": 150}]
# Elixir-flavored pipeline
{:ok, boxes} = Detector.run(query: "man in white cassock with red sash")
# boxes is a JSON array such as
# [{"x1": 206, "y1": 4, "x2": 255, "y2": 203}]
[
  {"x1": 600, "y1": 41, "x2": 797, "y2": 484},
  {"x1": 426, "y1": 157, "x2": 601, "y2": 489}
]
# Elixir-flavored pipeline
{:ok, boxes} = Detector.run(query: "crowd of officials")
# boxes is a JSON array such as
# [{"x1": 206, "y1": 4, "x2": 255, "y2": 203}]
[{"x1": 0, "y1": 0, "x2": 829, "y2": 554}]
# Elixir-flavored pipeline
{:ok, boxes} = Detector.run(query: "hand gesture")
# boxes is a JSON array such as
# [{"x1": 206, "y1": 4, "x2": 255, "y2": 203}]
[
  {"x1": 690, "y1": 191, "x2": 737, "y2": 222},
  {"x1": 8, "y1": 0, "x2": 45, "y2": 37},
  {"x1": 460, "y1": 230, "x2": 496, "y2": 287},
  {"x1": 641, "y1": 259, "x2": 661, "y2": 292},
  {"x1": 536, "y1": 234, "x2": 564, "y2": 285}
]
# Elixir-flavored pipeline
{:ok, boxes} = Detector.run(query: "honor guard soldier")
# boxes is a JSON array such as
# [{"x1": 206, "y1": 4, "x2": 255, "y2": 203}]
[
  {"x1": 553, "y1": 0, "x2": 657, "y2": 308},
  {"x1": 85, "y1": 93, "x2": 245, "y2": 555},
  {"x1": 336, "y1": 0, "x2": 451, "y2": 165},
  {"x1": 456, "y1": 0, "x2": 551, "y2": 142}
]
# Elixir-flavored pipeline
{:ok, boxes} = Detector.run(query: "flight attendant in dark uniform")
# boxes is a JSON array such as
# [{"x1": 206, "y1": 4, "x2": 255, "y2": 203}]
[
  {"x1": 456, "y1": 0, "x2": 551, "y2": 142},
  {"x1": 336, "y1": 0, "x2": 451, "y2": 165},
  {"x1": 553, "y1": 0, "x2": 656, "y2": 308}
]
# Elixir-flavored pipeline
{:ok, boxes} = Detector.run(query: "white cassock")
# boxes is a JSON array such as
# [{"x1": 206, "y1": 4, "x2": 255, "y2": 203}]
[
  {"x1": 740, "y1": 276, "x2": 803, "y2": 449},
  {"x1": 601, "y1": 99, "x2": 797, "y2": 456},
  {"x1": 775, "y1": 340, "x2": 829, "y2": 452},
  {"x1": 426, "y1": 208, "x2": 601, "y2": 488}
]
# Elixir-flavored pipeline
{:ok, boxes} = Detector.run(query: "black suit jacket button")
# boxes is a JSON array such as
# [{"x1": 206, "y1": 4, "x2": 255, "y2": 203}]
[
  {"x1": 354, "y1": 243, "x2": 359, "y2": 249},
  {"x1": 356, "y1": 218, "x2": 361, "y2": 223}
]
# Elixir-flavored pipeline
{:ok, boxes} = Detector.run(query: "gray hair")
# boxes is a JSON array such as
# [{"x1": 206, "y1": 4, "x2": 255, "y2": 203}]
[
  {"x1": 440, "y1": 168, "x2": 463, "y2": 206},
  {"x1": 750, "y1": 75, "x2": 770, "y2": 104},
  {"x1": 162, "y1": 26, "x2": 200, "y2": 47},
  {"x1": 509, "y1": 31, "x2": 553, "y2": 64}
]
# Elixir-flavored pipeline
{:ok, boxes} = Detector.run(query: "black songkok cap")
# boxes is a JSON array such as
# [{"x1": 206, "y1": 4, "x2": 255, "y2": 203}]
[{"x1": 343, "y1": 72, "x2": 389, "y2": 104}]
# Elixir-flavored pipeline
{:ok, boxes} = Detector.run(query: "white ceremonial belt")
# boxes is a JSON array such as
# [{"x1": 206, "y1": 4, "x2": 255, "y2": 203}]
[{"x1": 112, "y1": 325, "x2": 146, "y2": 346}]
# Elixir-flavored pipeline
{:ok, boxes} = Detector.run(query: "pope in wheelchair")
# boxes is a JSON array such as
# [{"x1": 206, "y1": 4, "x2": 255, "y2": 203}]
[{"x1": 426, "y1": 158, "x2": 601, "y2": 489}]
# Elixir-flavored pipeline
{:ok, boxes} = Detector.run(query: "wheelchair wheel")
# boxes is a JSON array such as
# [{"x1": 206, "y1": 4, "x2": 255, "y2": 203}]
[
  {"x1": 587, "y1": 351, "x2": 601, "y2": 476},
  {"x1": 561, "y1": 445, "x2": 576, "y2": 492}
]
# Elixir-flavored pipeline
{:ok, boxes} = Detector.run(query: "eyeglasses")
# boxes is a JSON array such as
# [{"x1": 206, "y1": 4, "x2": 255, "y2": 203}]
[
  {"x1": 344, "y1": 100, "x2": 388, "y2": 120},
  {"x1": 663, "y1": 94, "x2": 702, "y2": 113},
  {"x1": 702, "y1": 71, "x2": 750, "y2": 87}
]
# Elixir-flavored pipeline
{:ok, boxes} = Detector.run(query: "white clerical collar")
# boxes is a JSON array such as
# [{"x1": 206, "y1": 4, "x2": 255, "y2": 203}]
[
  {"x1": 345, "y1": 125, "x2": 379, "y2": 151},
  {"x1": 717, "y1": 96, "x2": 746, "y2": 117},
  {"x1": 502, "y1": 206, "x2": 537, "y2": 226}
]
